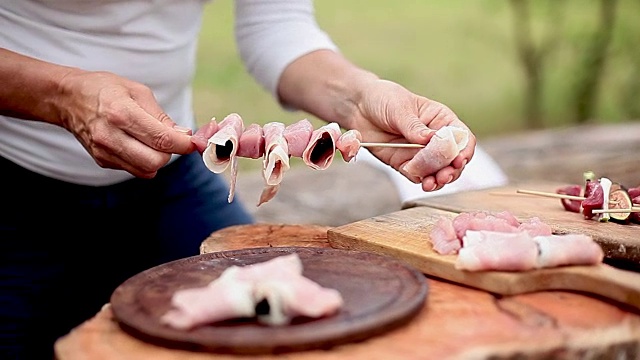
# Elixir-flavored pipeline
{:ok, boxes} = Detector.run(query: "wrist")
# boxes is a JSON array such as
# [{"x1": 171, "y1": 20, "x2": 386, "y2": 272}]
[
  {"x1": 327, "y1": 67, "x2": 379, "y2": 130},
  {"x1": 277, "y1": 50, "x2": 378, "y2": 129}
]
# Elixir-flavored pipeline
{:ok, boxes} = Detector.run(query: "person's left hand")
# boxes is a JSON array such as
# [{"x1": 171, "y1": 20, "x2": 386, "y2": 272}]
[{"x1": 347, "y1": 79, "x2": 476, "y2": 192}]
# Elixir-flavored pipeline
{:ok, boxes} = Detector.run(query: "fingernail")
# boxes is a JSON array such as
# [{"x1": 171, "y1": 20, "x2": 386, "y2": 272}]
[
  {"x1": 420, "y1": 129, "x2": 433, "y2": 138},
  {"x1": 461, "y1": 159, "x2": 468, "y2": 167},
  {"x1": 446, "y1": 175, "x2": 453, "y2": 184},
  {"x1": 174, "y1": 125, "x2": 192, "y2": 134}
]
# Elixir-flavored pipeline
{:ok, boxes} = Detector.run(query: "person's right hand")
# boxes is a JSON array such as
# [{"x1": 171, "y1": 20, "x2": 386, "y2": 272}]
[{"x1": 56, "y1": 70, "x2": 195, "y2": 178}]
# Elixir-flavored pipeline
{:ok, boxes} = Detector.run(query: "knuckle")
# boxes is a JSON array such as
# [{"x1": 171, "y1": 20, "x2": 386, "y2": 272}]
[
  {"x1": 152, "y1": 131, "x2": 174, "y2": 152},
  {"x1": 144, "y1": 152, "x2": 171, "y2": 172}
]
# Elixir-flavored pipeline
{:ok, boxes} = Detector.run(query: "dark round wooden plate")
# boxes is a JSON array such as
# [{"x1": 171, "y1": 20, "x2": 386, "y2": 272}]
[{"x1": 110, "y1": 246, "x2": 428, "y2": 354}]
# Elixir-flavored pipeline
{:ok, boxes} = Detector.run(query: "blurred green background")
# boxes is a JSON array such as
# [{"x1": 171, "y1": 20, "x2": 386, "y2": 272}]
[{"x1": 193, "y1": 0, "x2": 639, "y2": 142}]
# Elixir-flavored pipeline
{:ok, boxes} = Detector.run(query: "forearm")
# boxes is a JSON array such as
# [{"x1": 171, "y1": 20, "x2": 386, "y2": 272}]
[
  {"x1": 0, "y1": 48, "x2": 75, "y2": 125},
  {"x1": 276, "y1": 49, "x2": 379, "y2": 130}
]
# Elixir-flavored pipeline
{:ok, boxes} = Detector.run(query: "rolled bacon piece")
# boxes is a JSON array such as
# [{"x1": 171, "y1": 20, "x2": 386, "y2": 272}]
[
  {"x1": 534, "y1": 234, "x2": 604, "y2": 268},
  {"x1": 161, "y1": 254, "x2": 343, "y2": 329},
  {"x1": 202, "y1": 113, "x2": 245, "y2": 203},
  {"x1": 402, "y1": 126, "x2": 469, "y2": 180},
  {"x1": 302, "y1": 122, "x2": 342, "y2": 170},
  {"x1": 237, "y1": 123, "x2": 265, "y2": 159},
  {"x1": 336, "y1": 129, "x2": 362, "y2": 162},
  {"x1": 160, "y1": 271, "x2": 256, "y2": 330},
  {"x1": 283, "y1": 119, "x2": 314, "y2": 158},
  {"x1": 456, "y1": 230, "x2": 540, "y2": 272},
  {"x1": 191, "y1": 117, "x2": 219, "y2": 153},
  {"x1": 258, "y1": 122, "x2": 290, "y2": 206}
]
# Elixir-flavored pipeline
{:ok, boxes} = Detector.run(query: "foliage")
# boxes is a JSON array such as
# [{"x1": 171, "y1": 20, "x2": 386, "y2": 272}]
[{"x1": 193, "y1": 0, "x2": 640, "y2": 141}]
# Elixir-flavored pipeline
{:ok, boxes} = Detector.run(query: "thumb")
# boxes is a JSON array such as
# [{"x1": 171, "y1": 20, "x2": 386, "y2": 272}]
[
  {"x1": 134, "y1": 90, "x2": 195, "y2": 154},
  {"x1": 399, "y1": 115, "x2": 435, "y2": 144}
]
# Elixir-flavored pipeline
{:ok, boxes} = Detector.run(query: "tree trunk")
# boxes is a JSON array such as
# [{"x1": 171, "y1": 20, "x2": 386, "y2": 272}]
[{"x1": 571, "y1": 0, "x2": 618, "y2": 123}]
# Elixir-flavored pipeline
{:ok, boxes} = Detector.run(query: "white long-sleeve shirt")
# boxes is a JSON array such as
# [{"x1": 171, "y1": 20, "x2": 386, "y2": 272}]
[{"x1": 0, "y1": 0, "x2": 336, "y2": 185}]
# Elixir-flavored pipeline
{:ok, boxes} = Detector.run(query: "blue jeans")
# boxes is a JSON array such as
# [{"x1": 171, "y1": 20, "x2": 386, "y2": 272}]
[{"x1": 0, "y1": 152, "x2": 254, "y2": 359}]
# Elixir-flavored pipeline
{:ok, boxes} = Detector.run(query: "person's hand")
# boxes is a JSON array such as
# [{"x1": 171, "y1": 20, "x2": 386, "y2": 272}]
[
  {"x1": 349, "y1": 79, "x2": 476, "y2": 192},
  {"x1": 56, "y1": 70, "x2": 195, "y2": 178}
]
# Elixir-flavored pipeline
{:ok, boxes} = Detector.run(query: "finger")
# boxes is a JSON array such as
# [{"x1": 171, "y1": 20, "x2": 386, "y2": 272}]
[
  {"x1": 91, "y1": 127, "x2": 173, "y2": 178},
  {"x1": 395, "y1": 113, "x2": 435, "y2": 145},
  {"x1": 433, "y1": 166, "x2": 456, "y2": 187},
  {"x1": 124, "y1": 106, "x2": 195, "y2": 155},
  {"x1": 421, "y1": 176, "x2": 438, "y2": 192},
  {"x1": 128, "y1": 88, "x2": 196, "y2": 154},
  {"x1": 452, "y1": 134, "x2": 476, "y2": 169},
  {"x1": 191, "y1": 118, "x2": 219, "y2": 153},
  {"x1": 93, "y1": 143, "x2": 167, "y2": 179}
]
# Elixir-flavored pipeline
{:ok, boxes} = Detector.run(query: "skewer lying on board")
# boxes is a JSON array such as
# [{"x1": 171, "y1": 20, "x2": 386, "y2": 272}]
[
  {"x1": 592, "y1": 207, "x2": 640, "y2": 214},
  {"x1": 516, "y1": 189, "x2": 585, "y2": 201},
  {"x1": 359, "y1": 142, "x2": 425, "y2": 149},
  {"x1": 516, "y1": 189, "x2": 639, "y2": 206}
]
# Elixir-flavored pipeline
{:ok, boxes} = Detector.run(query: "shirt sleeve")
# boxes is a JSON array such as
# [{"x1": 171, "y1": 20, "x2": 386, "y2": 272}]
[{"x1": 234, "y1": 0, "x2": 339, "y2": 105}]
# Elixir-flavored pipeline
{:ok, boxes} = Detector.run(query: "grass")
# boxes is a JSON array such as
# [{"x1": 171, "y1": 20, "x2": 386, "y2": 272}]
[{"x1": 193, "y1": 0, "x2": 639, "y2": 167}]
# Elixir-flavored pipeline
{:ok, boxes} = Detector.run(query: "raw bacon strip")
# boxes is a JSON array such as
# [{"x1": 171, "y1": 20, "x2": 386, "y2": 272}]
[
  {"x1": 202, "y1": 113, "x2": 244, "y2": 173},
  {"x1": 262, "y1": 122, "x2": 290, "y2": 185},
  {"x1": 161, "y1": 254, "x2": 343, "y2": 329},
  {"x1": 237, "y1": 123, "x2": 265, "y2": 159},
  {"x1": 517, "y1": 217, "x2": 553, "y2": 237},
  {"x1": 534, "y1": 234, "x2": 604, "y2": 268},
  {"x1": 202, "y1": 113, "x2": 244, "y2": 203},
  {"x1": 258, "y1": 122, "x2": 290, "y2": 206},
  {"x1": 430, "y1": 212, "x2": 553, "y2": 256},
  {"x1": 429, "y1": 216, "x2": 461, "y2": 255},
  {"x1": 336, "y1": 129, "x2": 362, "y2": 162},
  {"x1": 254, "y1": 274, "x2": 344, "y2": 326},
  {"x1": 403, "y1": 126, "x2": 469, "y2": 179},
  {"x1": 452, "y1": 211, "x2": 520, "y2": 241},
  {"x1": 233, "y1": 254, "x2": 342, "y2": 326},
  {"x1": 283, "y1": 119, "x2": 314, "y2": 158},
  {"x1": 191, "y1": 117, "x2": 218, "y2": 153},
  {"x1": 257, "y1": 185, "x2": 280, "y2": 207},
  {"x1": 456, "y1": 230, "x2": 539, "y2": 271},
  {"x1": 302, "y1": 122, "x2": 342, "y2": 170},
  {"x1": 160, "y1": 269, "x2": 256, "y2": 330}
]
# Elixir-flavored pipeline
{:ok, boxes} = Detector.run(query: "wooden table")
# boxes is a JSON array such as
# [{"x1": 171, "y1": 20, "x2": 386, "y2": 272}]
[{"x1": 55, "y1": 223, "x2": 640, "y2": 359}]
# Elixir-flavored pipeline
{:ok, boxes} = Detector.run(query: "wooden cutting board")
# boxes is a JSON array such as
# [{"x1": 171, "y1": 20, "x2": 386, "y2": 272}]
[
  {"x1": 109, "y1": 246, "x2": 427, "y2": 355},
  {"x1": 56, "y1": 224, "x2": 640, "y2": 360},
  {"x1": 404, "y1": 181, "x2": 640, "y2": 264},
  {"x1": 327, "y1": 206, "x2": 640, "y2": 311}
]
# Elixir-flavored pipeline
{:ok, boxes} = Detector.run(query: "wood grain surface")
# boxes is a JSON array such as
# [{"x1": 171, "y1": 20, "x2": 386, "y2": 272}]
[
  {"x1": 327, "y1": 206, "x2": 640, "y2": 311},
  {"x1": 199, "y1": 224, "x2": 332, "y2": 254},
  {"x1": 404, "y1": 181, "x2": 640, "y2": 264},
  {"x1": 55, "y1": 224, "x2": 640, "y2": 360}
]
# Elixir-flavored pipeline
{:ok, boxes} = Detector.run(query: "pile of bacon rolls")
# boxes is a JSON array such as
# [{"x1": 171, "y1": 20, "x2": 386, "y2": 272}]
[
  {"x1": 192, "y1": 113, "x2": 470, "y2": 206},
  {"x1": 430, "y1": 210, "x2": 604, "y2": 271}
]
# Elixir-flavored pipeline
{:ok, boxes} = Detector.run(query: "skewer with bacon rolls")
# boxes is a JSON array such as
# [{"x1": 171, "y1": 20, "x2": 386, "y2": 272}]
[{"x1": 194, "y1": 114, "x2": 469, "y2": 206}]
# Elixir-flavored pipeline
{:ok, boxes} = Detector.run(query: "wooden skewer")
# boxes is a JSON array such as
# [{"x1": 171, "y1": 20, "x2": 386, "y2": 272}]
[
  {"x1": 516, "y1": 189, "x2": 639, "y2": 206},
  {"x1": 591, "y1": 207, "x2": 640, "y2": 214},
  {"x1": 516, "y1": 189, "x2": 585, "y2": 201},
  {"x1": 359, "y1": 142, "x2": 425, "y2": 149}
]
